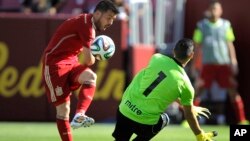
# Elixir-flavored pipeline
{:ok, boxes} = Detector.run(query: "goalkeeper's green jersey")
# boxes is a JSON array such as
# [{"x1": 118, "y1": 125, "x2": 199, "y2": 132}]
[{"x1": 119, "y1": 53, "x2": 194, "y2": 125}]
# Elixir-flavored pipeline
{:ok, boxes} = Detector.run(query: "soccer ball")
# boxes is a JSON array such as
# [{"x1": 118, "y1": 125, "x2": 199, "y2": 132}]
[{"x1": 90, "y1": 35, "x2": 115, "y2": 61}]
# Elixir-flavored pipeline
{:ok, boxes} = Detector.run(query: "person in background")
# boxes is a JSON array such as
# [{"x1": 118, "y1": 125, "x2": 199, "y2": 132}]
[
  {"x1": 21, "y1": 0, "x2": 66, "y2": 15},
  {"x1": 192, "y1": 0, "x2": 249, "y2": 125},
  {"x1": 41, "y1": 1, "x2": 119, "y2": 141},
  {"x1": 111, "y1": 0, "x2": 129, "y2": 20},
  {"x1": 112, "y1": 38, "x2": 217, "y2": 141}
]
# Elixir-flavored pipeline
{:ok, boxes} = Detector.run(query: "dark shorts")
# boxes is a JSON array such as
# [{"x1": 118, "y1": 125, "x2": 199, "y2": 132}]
[
  {"x1": 112, "y1": 109, "x2": 169, "y2": 141},
  {"x1": 201, "y1": 64, "x2": 237, "y2": 89}
]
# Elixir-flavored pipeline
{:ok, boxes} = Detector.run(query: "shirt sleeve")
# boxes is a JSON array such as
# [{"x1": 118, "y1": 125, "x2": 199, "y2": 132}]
[
  {"x1": 79, "y1": 26, "x2": 93, "y2": 48},
  {"x1": 179, "y1": 82, "x2": 194, "y2": 106},
  {"x1": 77, "y1": 16, "x2": 94, "y2": 48},
  {"x1": 226, "y1": 27, "x2": 235, "y2": 42},
  {"x1": 193, "y1": 28, "x2": 203, "y2": 44}
]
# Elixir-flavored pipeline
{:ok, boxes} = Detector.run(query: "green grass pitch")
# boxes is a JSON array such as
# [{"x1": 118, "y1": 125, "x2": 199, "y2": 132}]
[{"x1": 0, "y1": 122, "x2": 229, "y2": 141}]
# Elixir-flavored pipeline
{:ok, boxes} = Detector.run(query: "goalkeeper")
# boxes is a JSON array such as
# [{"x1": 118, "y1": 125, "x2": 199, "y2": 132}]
[{"x1": 112, "y1": 38, "x2": 217, "y2": 141}]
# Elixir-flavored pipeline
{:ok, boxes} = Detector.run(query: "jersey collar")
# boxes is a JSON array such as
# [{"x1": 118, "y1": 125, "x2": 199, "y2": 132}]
[{"x1": 172, "y1": 57, "x2": 183, "y2": 68}]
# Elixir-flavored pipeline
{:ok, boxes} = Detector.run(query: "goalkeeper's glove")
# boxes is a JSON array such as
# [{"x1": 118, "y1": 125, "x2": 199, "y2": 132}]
[
  {"x1": 193, "y1": 106, "x2": 211, "y2": 119},
  {"x1": 196, "y1": 130, "x2": 218, "y2": 141}
]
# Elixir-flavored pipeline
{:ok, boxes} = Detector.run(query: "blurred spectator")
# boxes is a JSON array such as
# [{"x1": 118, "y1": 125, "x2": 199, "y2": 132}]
[
  {"x1": 59, "y1": 0, "x2": 99, "y2": 15},
  {"x1": 111, "y1": 0, "x2": 129, "y2": 20},
  {"x1": 0, "y1": 0, "x2": 21, "y2": 12},
  {"x1": 21, "y1": 0, "x2": 66, "y2": 15},
  {"x1": 192, "y1": 0, "x2": 249, "y2": 125}
]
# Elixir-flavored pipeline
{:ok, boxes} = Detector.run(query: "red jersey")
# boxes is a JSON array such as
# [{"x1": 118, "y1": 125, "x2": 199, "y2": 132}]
[{"x1": 43, "y1": 14, "x2": 96, "y2": 65}]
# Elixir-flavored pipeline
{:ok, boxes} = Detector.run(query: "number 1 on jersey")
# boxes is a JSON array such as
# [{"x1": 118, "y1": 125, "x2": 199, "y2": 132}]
[{"x1": 143, "y1": 71, "x2": 167, "y2": 96}]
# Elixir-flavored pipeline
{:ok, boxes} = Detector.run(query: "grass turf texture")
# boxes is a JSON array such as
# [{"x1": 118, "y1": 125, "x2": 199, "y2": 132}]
[{"x1": 0, "y1": 122, "x2": 229, "y2": 141}]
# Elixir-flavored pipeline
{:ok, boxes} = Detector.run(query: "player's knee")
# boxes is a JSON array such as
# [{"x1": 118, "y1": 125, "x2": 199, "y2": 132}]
[
  {"x1": 78, "y1": 69, "x2": 97, "y2": 85},
  {"x1": 56, "y1": 102, "x2": 70, "y2": 120}
]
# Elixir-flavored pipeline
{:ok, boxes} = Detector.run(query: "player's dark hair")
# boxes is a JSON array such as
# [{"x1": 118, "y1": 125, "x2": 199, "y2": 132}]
[
  {"x1": 174, "y1": 38, "x2": 194, "y2": 60},
  {"x1": 94, "y1": 0, "x2": 119, "y2": 14},
  {"x1": 209, "y1": 0, "x2": 221, "y2": 7}
]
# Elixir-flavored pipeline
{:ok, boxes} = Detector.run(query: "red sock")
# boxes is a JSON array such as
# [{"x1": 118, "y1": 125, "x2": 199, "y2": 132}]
[
  {"x1": 76, "y1": 84, "x2": 96, "y2": 113},
  {"x1": 232, "y1": 95, "x2": 246, "y2": 122},
  {"x1": 56, "y1": 119, "x2": 72, "y2": 141}
]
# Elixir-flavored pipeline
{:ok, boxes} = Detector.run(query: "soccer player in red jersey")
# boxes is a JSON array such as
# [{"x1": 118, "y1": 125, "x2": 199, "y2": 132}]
[{"x1": 41, "y1": 1, "x2": 119, "y2": 141}]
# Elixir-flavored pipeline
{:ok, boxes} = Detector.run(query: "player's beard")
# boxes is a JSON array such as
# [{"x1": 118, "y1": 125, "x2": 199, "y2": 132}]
[
  {"x1": 94, "y1": 18, "x2": 104, "y2": 32},
  {"x1": 95, "y1": 21, "x2": 101, "y2": 32},
  {"x1": 95, "y1": 18, "x2": 110, "y2": 32}
]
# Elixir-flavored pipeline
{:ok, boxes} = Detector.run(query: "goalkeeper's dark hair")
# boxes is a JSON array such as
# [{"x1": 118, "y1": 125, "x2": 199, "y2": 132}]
[
  {"x1": 94, "y1": 0, "x2": 119, "y2": 14},
  {"x1": 173, "y1": 38, "x2": 194, "y2": 60}
]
